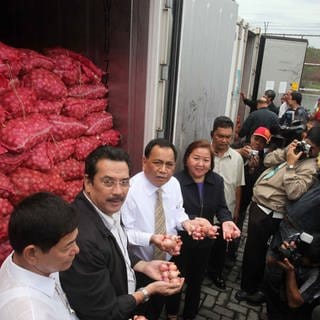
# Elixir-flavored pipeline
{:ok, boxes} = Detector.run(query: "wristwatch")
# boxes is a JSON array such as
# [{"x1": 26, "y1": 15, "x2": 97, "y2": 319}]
[
  {"x1": 287, "y1": 164, "x2": 295, "y2": 169},
  {"x1": 137, "y1": 287, "x2": 150, "y2": 303}
]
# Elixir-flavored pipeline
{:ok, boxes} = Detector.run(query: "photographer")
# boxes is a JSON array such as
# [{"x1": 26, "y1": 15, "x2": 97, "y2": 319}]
[
  {"x1": 264, "y1": 234, "x2": 320, "y2": 320},
  {"x1": 231, "y1": 127, "x2": 271, "y2": 261},
  {"x1": 235, "y1": 127, "x2": 320, "y2": 305}
]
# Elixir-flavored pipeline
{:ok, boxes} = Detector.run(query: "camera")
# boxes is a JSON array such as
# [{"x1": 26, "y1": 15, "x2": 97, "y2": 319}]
[
  {"x1": 294, "y1": 141, "x2": 311, "y2": 156},
  {"x1": 276, "y1": 232, "x2": 313, "y2": 265},
  {"x1": 249, "y1": 150, "x2": 259, "y2": 157}
]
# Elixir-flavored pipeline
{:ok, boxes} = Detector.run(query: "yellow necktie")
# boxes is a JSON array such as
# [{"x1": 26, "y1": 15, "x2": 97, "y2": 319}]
[{"x1": 153, "y1": 188, "x2": 167, "y2": 260}]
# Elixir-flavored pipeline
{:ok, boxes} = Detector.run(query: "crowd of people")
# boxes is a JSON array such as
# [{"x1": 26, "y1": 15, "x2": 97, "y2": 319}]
[{"x1": 1, "y1": 89, "x2": 320, "y2": 320}]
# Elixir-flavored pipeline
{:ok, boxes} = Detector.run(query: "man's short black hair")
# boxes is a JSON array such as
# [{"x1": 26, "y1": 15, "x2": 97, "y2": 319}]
[
  {"x1": 211, "y1": 116, "x2": 234, "y2": 136},
  {"x1": 144, "y1": 138, "x2": 178, "y2": 161},
  {"x1": 9, "y1": 192, "x2": 78, "y2": 254},
  {"x1": 291, "y1": 91, "x2": 302, "y2": 105},
  {"x1": 85, "y1": 146, "x2": 131, "y2": 183},
  {"x1": 264, "y1": 89, "x2": 276, "y2": 101},
  {"x1": 307, "y1": 126, "x2": 320, "y2": 147}
]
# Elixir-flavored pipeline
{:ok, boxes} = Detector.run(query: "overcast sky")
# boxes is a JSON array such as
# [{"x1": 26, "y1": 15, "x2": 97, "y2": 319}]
[{"x1": 236, "y1": 0, "x2": 320, "y2": 48}]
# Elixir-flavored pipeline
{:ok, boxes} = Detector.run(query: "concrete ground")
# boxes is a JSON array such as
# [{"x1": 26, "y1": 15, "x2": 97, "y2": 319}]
[{"x1": 164, "y1": 219, "x2": 268, "y2": 320}]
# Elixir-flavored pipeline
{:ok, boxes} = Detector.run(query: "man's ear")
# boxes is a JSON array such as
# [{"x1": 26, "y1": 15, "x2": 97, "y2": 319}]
[
  {"x1": 84, "y1": 174, "x2": 92, "y2": 193},
  {"x1": 23, "y1": 245, "x2": 40, "y2": 266},
  {"x1": 142, "y1": 156, "x2": 147, "y2": 169}
]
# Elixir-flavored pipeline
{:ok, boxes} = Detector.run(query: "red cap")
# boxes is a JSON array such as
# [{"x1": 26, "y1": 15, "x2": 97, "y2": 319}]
[{"x1": 253, "y1": 127, "x2": 271, "y2": 143}]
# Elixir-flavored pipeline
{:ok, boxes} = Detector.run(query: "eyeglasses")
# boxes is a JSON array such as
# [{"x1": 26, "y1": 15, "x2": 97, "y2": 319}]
[
  {"x1": 151, "y1": 160, "x2": 176, "y2": 170},
  {"x1": 100, "y1": 178, "x2": 130, "y2": 188}
]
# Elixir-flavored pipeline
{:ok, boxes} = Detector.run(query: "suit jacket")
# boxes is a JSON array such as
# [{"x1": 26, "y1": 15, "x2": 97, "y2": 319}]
[{"x1": 60, "y1": 192, "x2": 139, "y2": 320}]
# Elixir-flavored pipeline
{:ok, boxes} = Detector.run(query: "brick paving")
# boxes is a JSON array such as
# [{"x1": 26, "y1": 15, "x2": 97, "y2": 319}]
[{"x1": 165, "y1": 219, "x2": 267, "y2": 320}]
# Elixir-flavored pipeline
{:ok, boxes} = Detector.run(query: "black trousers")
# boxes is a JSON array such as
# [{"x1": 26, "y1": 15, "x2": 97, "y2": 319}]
[
  {"x1": 167, "y1": 245, "x2": 212, "y2": 319},
  {"x1": 207, "y1": 226, "x2": 227, "y2": 276},
  {"x1": 135, "y1": 271, "x2": 165, "y2": 320},
  {"x1": 240, "y1": 202, "x2": 281, "y2": 293}
]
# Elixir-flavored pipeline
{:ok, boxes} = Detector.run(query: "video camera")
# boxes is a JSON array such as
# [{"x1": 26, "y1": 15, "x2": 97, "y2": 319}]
[
  {"x1": 275, "y1": 232, "x2": 314, "y2": 265},
  {"x1": 294, "y1": 140, "x2": 311, "y2": 157},
  {"x1": 280, "y1": 120, "x2": 306, "y2": 147}
]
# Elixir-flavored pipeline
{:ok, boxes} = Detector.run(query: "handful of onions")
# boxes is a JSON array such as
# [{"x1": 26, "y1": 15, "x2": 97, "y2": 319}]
[{"x1": 159, "y1": 262, "x2": 181, "y2": 283}]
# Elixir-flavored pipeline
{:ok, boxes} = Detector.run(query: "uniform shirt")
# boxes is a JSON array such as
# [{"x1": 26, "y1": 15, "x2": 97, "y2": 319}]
[
  {"x1": 121, "y1": 172, "x2": 189, "y2": 261},
  {"x1": 253, "y1": 148, "x2": 318, "y2": 213},
  {"x1": 213, "y1": 147, "x2": 245, "y2": 216},
  {"x1": 83, "y1": 192, "x2": 136, "y2": 294},
  {"x1": 0, "y1": 253, "x2": 78, "y2": 320}
]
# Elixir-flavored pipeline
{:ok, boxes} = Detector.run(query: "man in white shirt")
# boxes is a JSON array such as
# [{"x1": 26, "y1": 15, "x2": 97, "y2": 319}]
[
  {"x1": 121, "y1": 138, "x2": 218, "y2": 319},
  {"x1": 0, "y1": 192, "x2": 80, "y2": 320}
]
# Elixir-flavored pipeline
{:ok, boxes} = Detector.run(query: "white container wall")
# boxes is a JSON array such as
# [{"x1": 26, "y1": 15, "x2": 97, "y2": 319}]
[{"x1": 173, "y1": 0, "x2": 238, "y2": 164}]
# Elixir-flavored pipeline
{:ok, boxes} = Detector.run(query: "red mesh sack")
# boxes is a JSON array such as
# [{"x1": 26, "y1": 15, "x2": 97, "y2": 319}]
[
  {"x1": 48, "y1": 115, "x2": 88, "y2": 141},
  {"x1": 0, "y1": 42, "x2": 22, "y2": 62},
  {"x1": 62, "y1": 179, "x2": 83, "y2": 203},
  {"x1": 0, "y1": 114, "x2": 51, "y2": 152},
  {"x1": 10, "y1": 168, "x2": 66, "y2": 204},
  {"x1": 84, "y1": 111, "x2": 113, "y2": 136},
  {"x1": 0, "y1": 74, "x2": 20, "y2": 96},
  {"x1": 0, "y1": 42, "x2": 22, "y2": 79},
  {"x1": 23, "y1": 142, "x2": 52, "y2": 172},
  {"x1": 54, "y1": 158, "x2": 84, "y2": 181},
  {"x1": 0, "y1": 173, "x2": 15, "y2": 199},
  {"x1": 62, "y1": 98, "x2": 107, "y2": 119},
  {"x1": 20, "y1": 48, "x2": 54, "y2": 72},
  {"x1": 0, "y1": 240, "x2": 12, "y2": 267},
  {"x1": 44, "y1": 47, "x2": 105, "y2": 80},
  {"x1": 49, "y1": 53, "x2": 82, "y2": 86},
  {"x1": 0, "y1": 215, "x2": 9, "y2": 239},
  {"x1": 0, "y1": 198, "x2": 14, "y2": 218},
  {"x1": 0, "y1": 145, "x2": 8, "y2": 155},
  {"x1": 0, "y1": 60, "x2": 22, "y2": 79},
  {"x1": 68, "y1": 83, "x2": 108, "y2": 99},
  {"x1": 0, "y1": 151, "x2": 29, "y2": 174},
  {"x1": 0, "y1": 105, "x2": 7, "y2": 124},
  {"x1": 98, "y1": 129, "x2": 121, "y2": 146},
  {"x1": 35, "y1": 99, "x2": 64, "y2": 115},
  {"x1": 74, "y1": 135, "x2": 101, "y2": 160},
  {"x1": 23, "y1": 68, "x2": 67, "y2": 100},
  {"x1": 0, "y1": 87, "x2": 37, "y2": 118},
  {"x1": 47, "y1": 139, "x2": 76, "y2": 164}
]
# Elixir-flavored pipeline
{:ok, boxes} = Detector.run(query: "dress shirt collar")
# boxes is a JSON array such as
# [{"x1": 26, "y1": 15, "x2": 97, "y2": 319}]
[
  {"x1": 83, "y1": 191, "x2": 120, "y2": 230},
  {"x1": 7, "y1": 252, "x2": 56, "y2": 297},
  {"x1": 141, "y1": 172, "x2": 171, "y2": 196},
  {"x1": 214, "y1": 147, "x2": 232, "y2": 159}
]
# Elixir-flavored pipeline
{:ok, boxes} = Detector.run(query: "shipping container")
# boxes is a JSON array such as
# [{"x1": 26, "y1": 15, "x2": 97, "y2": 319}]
[{"x1": 252, "y1": 35, "x2": 308, "y2": 106}]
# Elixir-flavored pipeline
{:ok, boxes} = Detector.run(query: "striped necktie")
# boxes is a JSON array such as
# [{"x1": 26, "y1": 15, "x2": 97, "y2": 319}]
[{"x1": 153, "y1": 188, "x2": 167, "y2": 260}]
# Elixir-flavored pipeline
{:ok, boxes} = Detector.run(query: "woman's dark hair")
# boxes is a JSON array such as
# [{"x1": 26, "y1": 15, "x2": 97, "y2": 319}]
[
  {"x1": 85, "y1": 146, "x2": 131, "y2": 183},
  {"x1": 144, "y1": 138, "x2": 178, "y2": 161},
  {"x1": 183, "y1": 139, "x2": 214, "y2": 171},
  {"x1": 9, "y1": 192, "x2": 78, "y2": 254}
]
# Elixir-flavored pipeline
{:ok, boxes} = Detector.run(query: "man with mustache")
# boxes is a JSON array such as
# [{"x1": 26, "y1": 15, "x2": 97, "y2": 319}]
[{"x1": 60, "y1": 146, "x2": 184, "y2": 320}]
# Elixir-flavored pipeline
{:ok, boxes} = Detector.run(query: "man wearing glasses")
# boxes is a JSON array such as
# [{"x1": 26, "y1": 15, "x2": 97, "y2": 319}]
[{"x1": 60, "y1": 146, "x2": 184, "y2": 320}]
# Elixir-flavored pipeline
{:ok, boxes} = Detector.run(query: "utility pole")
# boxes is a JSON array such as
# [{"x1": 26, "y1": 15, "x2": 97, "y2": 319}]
[{"x1": 263, "y1": 21, "x2": 269, "y2": 34}]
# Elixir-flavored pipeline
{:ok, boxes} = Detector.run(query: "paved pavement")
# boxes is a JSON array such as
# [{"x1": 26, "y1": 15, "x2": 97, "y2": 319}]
[{"x1": 166, "y1": 219, "x2": 267, "y2": 320}]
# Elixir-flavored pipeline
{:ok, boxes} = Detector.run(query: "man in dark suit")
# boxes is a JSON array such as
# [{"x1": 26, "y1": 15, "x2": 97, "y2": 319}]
[{"x1": 60, "y1": 146, "x2": 184, "y2": 320}]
